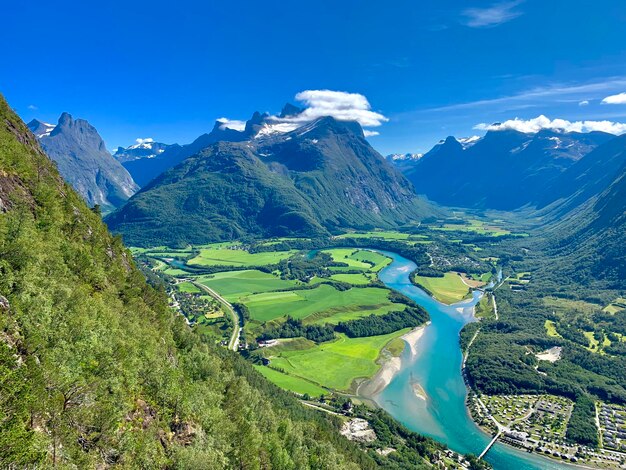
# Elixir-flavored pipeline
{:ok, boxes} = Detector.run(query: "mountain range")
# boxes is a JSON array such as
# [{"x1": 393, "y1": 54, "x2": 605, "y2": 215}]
[
  {"x1": 106, "y1": 114, "x2": 430, "y2": 246},
  {"x1": 28, "y1": 114, "x2": 139, "y2": 212},
  {"x1": 122, "y1": 104, "x2": 304, "y2": 187},
  {"x1": 393, "y1": 129, "x2": 613, "y2": 210},
  {"x1": 113, "y1": 139, "x2": 179, "y2": 163}
]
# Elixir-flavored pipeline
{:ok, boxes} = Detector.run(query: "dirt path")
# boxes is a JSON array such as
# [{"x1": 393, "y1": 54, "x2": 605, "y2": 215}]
[{"x1": 491, "y1": 294, "x2": 499, "y2": 320}]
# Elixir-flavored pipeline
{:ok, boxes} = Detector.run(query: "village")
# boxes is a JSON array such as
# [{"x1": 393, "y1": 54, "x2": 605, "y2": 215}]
[
  {"x1": 599, "y1": 402, "x2": 626, "y2": 452},
  {"x1": 467, "y1": 392, "x2": 626, "y2": 467}
]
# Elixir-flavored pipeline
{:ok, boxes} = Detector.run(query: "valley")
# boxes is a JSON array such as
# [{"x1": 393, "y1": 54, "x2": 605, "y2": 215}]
[
  {"x1": 4, "y1": 3, "x2": 626, "y2": 469},
  {"x1": 132, "y1": 210, "x2": 626, "y2": 469}
]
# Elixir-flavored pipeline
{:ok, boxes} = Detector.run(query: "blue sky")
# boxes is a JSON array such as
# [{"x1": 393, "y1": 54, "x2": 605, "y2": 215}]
[{"x1": 2, "y1": 0, "x2": 626, "y2": 154}]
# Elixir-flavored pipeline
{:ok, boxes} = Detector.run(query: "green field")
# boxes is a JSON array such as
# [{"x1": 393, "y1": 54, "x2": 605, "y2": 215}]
[
  {"x1": 336, "y1": 230, "x2": 411, "y2": 240},
  {"x1": 306, "y1": 303, "x2": 406, "y2": 326},
  {"x1": 429, "y1": 218, "x2": 518, "y2": 237},
  {"x1": 545, "y1": 320, "x2": 562, "y2": 338},
  {"x1": 188, "y1": 246, "x2": 296, "y2": 267},
  {"x1": 176, "y1": 281, "x2": 202, "y2": 293},
  {"x1": 143, "y1": 241, "x2": 427, "y2": 396},
  {"x1": 604, "y1": 298, "x2": 626, "y2": 314},
  {"x1": 254, "y1": 365, "x2": 327, "y2": 397},
  {"x1": 413, "y1": 272, "x2": 470, "y2": 304},
  {"x1": 267, "y1": 331, "x2": 408, "y2": 391},
  {"x1": 321, "y1": 248, "x2": 391, "y2": 272},
  {"x1": 329, "y1": 273, "x2": 373, "y2": 285},
  {"x1": 241, "y1": 284, "x2": 394, "y2": 322},
  {"x1": 475, "y1": 294, "x2": 495, "y2": 319},
  {"x1": 197, "y1": 270, "x2": 298, "y2": 301}
]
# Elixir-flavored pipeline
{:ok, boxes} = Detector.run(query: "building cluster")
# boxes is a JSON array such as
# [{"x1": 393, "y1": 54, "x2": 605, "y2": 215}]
[{"x1": 599, "y1": 402, "x2": 626, "y2": 452}]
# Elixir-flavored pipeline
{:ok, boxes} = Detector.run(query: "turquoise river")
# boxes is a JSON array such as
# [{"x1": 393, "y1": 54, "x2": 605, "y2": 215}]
[{"x1": 375, "y1": 250, "x2": 572, "y2": 470}]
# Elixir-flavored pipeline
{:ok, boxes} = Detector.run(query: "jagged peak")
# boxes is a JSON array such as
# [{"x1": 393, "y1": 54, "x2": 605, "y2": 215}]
[{"x1": 279, "y1": 103, "x2": 303, "y2": 118}]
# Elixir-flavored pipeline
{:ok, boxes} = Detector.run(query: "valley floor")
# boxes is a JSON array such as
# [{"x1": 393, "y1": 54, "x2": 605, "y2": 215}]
[{"x1": 132, "y1": 213, "x2": 626, "y2": 468}]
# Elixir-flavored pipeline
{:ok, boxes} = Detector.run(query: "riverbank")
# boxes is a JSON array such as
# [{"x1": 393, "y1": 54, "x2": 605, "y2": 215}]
[
  {"x1": 358, "y1": 323, "x2": 429, "y2": 398},
  {"x1": 373, "y1": 250, "x2": 575, "y2": 469}
]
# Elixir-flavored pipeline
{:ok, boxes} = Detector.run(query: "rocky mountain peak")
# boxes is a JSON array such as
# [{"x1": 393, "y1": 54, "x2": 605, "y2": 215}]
[{"x1": 279, "y1": 103, "x2": 303, "y2": 118}]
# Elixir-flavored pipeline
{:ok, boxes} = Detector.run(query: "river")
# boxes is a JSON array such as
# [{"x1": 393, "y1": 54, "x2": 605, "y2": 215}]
[{"x1": 374, "y1": 250, "x2": 572, "y2": 470}]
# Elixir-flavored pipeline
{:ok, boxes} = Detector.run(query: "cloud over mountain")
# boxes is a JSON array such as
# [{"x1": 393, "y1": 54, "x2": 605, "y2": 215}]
[
  {"x1": 475, "y1": 115, "x2": 626, "y2": 135},
  {"x1": 217, "y1": 118, "x2": 246, "y2": 131},
  {"x1": 219, "y1": 90, "x2": 388, "y2": 136},
  {"x1": 287, "y1": 90, "x2": 388, "y2": 127}
]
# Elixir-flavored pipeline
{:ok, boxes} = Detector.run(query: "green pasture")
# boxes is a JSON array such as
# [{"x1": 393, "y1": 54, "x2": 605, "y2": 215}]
[
  {"x1": 544, "y1": 320, "x2": 561, "y2": 338},
  {"x1": 241, "y1": 284, "x2": 394, "y2": 323},
  {"x1": 254, "y1": 366, "x2": 327, "y2": 397},
  {"x1": 335, "y1": 231, "x2": 411, "y2": 240},
  {"x1": 176, "y1": 281, "x2": 202, "y2": 293},
  {"x1": 267, "y1": 331, "x2": 408, "y2": 391},
  {"x1": 413, "y1": 272, "x2": 470, "y2": 304},
  {"x1": 197, "y1": 270, "x2": 298, "y2": 301},
  {"x1": 329, "y1": 273, "x2": 373, "y2": 285},
  {"x1": 188, "y1": 246, "x2": 296, "y2": 267}
]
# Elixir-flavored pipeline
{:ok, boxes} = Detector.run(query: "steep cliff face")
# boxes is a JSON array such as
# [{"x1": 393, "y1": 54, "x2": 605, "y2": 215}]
[{"x1": 28, "y1": 113, "x2": 139, "y2": 212}]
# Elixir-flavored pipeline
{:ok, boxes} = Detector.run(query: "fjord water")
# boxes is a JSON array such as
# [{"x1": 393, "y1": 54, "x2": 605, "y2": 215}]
[{"x1": 375, "y1": 251, "x2": 569, "y2": 470}]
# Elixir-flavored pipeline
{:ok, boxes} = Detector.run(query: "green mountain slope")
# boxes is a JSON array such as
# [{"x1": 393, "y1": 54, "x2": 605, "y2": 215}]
[
  {"x1": 0, "y1": 96, "x2": 386, "y2": 468},
  {"x1": 542, "y1": 158, "x2": 626, "y2": 288},
  {"x1": 107, "y1": 116, "x2": 431, "y2": 247}
]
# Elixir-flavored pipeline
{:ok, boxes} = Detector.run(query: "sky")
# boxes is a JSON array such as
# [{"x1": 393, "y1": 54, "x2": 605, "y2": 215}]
[{"x1": 2, "y1": 0, "x2": 626, "y2": 154}]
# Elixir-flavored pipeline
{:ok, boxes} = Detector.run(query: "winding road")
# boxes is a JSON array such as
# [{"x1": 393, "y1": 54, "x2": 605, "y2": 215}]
[{"x1": 192, "y1": 281, "x2": 241, "y2": 351}]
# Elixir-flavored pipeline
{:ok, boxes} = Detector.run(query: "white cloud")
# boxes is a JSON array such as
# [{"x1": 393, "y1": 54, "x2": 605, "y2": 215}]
[
  {"x1": 417, "y1": 78, "x2": 626, "y2": 114},
  {"x1": 216, "y1": 118, "x2": 247, "y2": 131},
  {"x1": 218, "y1": 90, "x2": 388, "y2": 137},
  {"x1": 135, "y1": 137, "x2": 154, "y2": 144},
  {"x1": 601, "y1": 92, "x2": 626, "y2": 104},
  {"x1": 27, "y1": 104, "x2": 38, "y2": 110},
  {"x1": 284, "y1": 90, "x2": 389, "y2": 128},
  {"x1": 474, "y1": 115, "x2": 626, "y2": 135},
  {"x1": 462, "y1": 0, "x2": 524, "y2": 28},
  {"x1": 579, "y1": 100, "x2": 589, "y2": 106}
]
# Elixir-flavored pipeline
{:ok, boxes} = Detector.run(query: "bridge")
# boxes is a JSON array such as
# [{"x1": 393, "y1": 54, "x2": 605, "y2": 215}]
[{"x1": 479, "y1": 429, "x2": 502, "y2": 459}]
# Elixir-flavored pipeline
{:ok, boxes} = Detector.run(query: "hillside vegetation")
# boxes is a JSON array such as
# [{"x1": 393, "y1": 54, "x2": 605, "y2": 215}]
[{"x1": 0, "y1": 95, "x2": 386, "y2": 468}]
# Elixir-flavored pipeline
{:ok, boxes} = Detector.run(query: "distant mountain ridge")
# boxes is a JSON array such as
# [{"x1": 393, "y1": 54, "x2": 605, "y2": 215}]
[
  {"x1": 393, "y1": 129, "x2": 613, "y2": 210},
  {"x1": 106, "y1": 115, "x2": 431, "y2": 246},
  {"x1": 385, "y1": 153, "x2": 423, "y2": 172},
  {"x1": 28, "y1": 114, "x2": 139, "y2": 212},
  {"x1": 122, "y1": 104, "x2": 306, "y2": 187},
  {"x1": 114, "y1": 140, "x2": 180, "y2": 163}
]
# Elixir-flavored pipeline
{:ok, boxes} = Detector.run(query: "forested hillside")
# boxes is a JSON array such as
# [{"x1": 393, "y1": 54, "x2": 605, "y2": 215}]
[
  {"x1": 107, "y1": 117, "x2": 431, "y2": 247},
  {"x1": 0, "y1": 95, "x2": 389, "y2": 468}
]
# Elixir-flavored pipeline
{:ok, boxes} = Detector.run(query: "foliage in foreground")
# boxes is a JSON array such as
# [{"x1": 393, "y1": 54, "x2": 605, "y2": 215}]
[{"x1": 0, "y1": 96, "x2": 378, "y2": 468}]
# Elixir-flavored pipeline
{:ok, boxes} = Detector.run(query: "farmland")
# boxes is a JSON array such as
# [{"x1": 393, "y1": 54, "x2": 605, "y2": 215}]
[
  {"x1": 135, "y1": 242, "x2": 429, "y2": 396},
  {"x1": 266, "y1": 331, "x2": 409, "y2": 392},
  {"x1": 133, "y1": 225, "x2": 496, "y2": 398},
  {"x1": 412, "y1": 272, "x2": 471, "y2": 304}
]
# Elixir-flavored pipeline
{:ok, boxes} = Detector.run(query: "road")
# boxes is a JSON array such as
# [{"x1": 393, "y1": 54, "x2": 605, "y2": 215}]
[
  {"x1": 491, "y1": 293, "x2": 499, "y2": 320},
  {"x1": 192, "y1": 281, "x2": 241, "y2": 351},
  {"x1": 463, "y1": 328, "x2": 480, "y2": 369}
]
